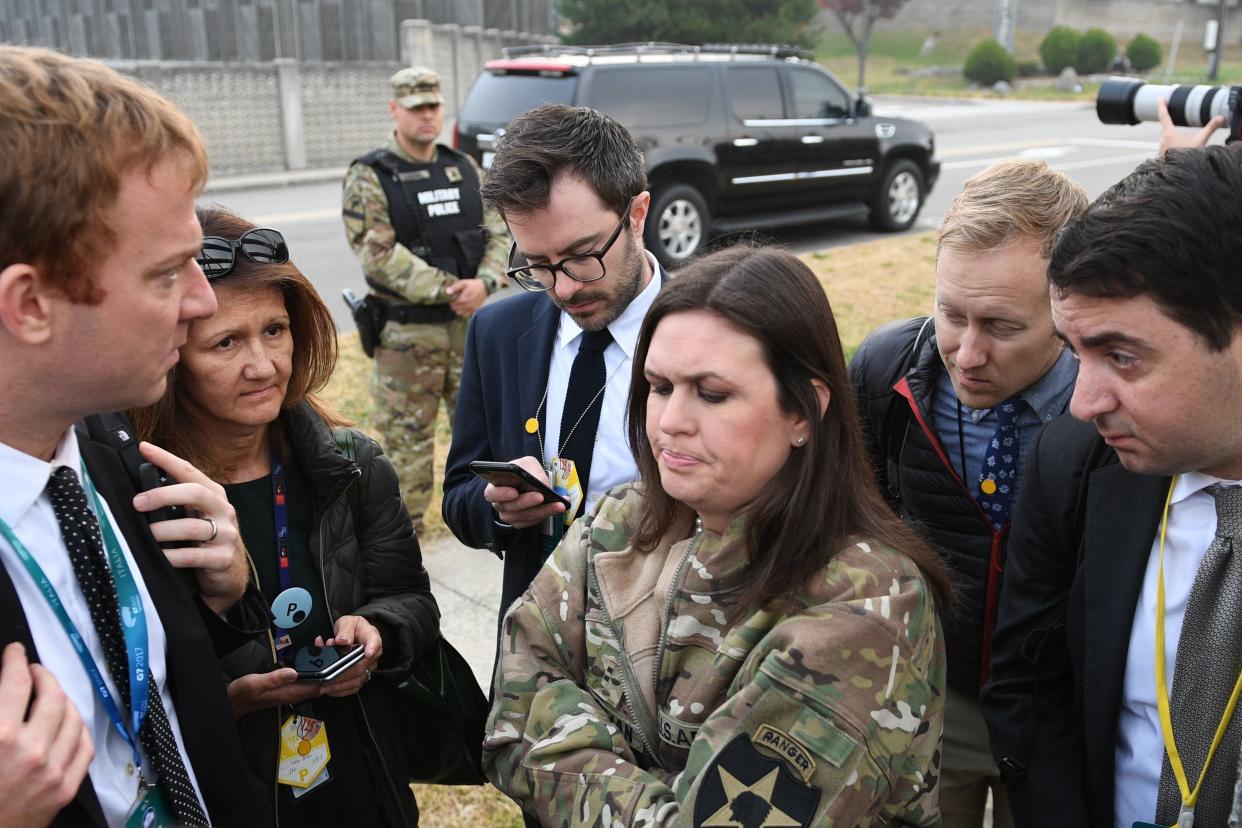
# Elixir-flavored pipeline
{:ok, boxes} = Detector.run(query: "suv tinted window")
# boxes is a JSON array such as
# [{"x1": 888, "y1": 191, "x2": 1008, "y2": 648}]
[
  {"x1": 788, "y1": 67, "x2": 850, "y2": 120},
  {"x1": 726, "y1": 66, "x2": 784, "y2": 121},
  {"x1": 457, "y1": 72, "x2": 578, "y2": 124},
  {"x1": 589, "y1": 66, "x2": 712, "y2": 127}
]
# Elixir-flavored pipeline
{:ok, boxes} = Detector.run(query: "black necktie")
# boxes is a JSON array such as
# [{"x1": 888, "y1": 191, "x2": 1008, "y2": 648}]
[
  {"x1": 558, "y1": 328, "x2": 614, "y2": 519},
  {"x1": 47, "y1": 467, "x2": 209, "y2": 826},
  {"x1": 1155, "y1": 484, "x2": 1242, "y2": 826}
]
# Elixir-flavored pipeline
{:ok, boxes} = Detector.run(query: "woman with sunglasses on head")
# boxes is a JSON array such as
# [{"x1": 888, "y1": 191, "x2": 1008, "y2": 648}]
[
  {"x1": 131, "y1": 206, "x2": 438, "y2": 826},
  {"x1": 485, "y1": 245, "x2": 951, "y2": 826}
]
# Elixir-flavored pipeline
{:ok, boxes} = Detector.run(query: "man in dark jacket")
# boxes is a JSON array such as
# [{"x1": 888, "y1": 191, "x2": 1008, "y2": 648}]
[
  {"x1": 850, "y1": 159, "x2": 1086, "y2": 828},
  {"x1": 0, "y1": 47, "x2": 254, "y2": 827},
  {"x1": 442, "y1": 105, "x2": 665, "y2": 636},
  {"x1": 983, "y1": 146, "x2": 1242, "y2": 827}
]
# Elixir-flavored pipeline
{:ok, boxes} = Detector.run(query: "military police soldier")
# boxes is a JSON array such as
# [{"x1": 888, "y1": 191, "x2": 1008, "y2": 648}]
[{"x1": 342, "y1": 66, "x2": 509, "y2": 532}]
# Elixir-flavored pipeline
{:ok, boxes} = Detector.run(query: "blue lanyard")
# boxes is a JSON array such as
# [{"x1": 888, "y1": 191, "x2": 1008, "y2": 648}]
[
  {"x1": 0, "y1": 463, "x2": 150, "y2": 772},
  {"x1": 271, "y1": 452, "x2": 291, "y2": 592}
]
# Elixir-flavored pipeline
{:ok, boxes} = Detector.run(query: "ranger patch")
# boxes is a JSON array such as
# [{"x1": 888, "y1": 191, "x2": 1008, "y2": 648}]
[
  {"x1": 753, "y1": 725, "x2": 816, "y2": 782},
  {"x1": 694, "y1": 735, "x2": 820, "y2": 827}
]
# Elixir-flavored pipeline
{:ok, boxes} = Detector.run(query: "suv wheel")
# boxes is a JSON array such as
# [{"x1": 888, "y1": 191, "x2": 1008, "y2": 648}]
[
  {"x1": 869, "y1": 160, "x2": 925, "y2": 232},
  {"x1": 646, "y1": 183, "x2": 710, "y2": 267}
]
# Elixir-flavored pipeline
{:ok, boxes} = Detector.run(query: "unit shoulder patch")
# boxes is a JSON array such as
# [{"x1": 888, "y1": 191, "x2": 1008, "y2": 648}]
[{"x1": 693, "y1": 735, "x2": 820, "y2": 827}]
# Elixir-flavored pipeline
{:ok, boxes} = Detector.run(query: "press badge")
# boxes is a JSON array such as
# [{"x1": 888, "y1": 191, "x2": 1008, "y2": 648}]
[
  {"x1": 124, "y1": 781, "x2": 175, "y2": 828},
  {"x1": 278, "y1": 714, "x2": 331, "y2": 789},
  {"x1": 550, "y1": 457, "x2": 583, "y2": 526}
]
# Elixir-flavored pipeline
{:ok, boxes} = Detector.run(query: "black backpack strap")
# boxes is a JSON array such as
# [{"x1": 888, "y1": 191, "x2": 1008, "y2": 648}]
[
  {"x1": 332, "y1": 427, "x2": 362, "y2": 528},
  {"x1": 882, "y1": 316, "x2": 934, "y2": 503},
  {"x1": 82, "y1": 412, "x2": 145, "y2": 491}
]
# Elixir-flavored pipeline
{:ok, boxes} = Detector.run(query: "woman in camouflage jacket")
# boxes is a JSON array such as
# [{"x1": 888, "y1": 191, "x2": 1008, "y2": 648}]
[{"x1": 485, "y1": 246, "x2": 951, "y2": 827}]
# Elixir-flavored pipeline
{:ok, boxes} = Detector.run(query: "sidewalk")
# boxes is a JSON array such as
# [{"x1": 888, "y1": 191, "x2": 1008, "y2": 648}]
[{"x1": 420, "y1": 532, "x2": 504, "y2": 690}]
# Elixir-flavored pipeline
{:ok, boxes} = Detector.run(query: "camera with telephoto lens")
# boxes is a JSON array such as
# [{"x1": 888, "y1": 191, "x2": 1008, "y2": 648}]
[{"x1": 1097, "y1": 77, "x2": 1242, "y2": 142}]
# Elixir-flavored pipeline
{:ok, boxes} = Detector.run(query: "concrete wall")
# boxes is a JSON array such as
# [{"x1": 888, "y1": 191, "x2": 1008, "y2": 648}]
[{"x1": 109, "y1": 20, "x2": 554, "y2": 177}]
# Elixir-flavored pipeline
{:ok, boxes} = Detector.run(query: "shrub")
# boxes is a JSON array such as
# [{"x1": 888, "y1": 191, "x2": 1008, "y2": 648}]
[
  {"x1": 1127, "y1": 33, "x2": 1162, "y2": 72},
  {"x1": 1076, "y1": 28, "x2": 1118, "y2": 74},
  {"x1": 964, "y1": 38, "x2": 1016, "y2": 85},
  {"x1": 1016, "y1": 59, "x2": 1042, "y2": 78},
  {"x1": 1040, "y1": 25, "x2": 1080, "y2": 74}
]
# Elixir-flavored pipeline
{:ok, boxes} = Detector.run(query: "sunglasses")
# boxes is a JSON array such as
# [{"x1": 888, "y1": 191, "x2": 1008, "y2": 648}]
[{"x1": 197, "y1": 228, "x2": 289, "y2": 280}]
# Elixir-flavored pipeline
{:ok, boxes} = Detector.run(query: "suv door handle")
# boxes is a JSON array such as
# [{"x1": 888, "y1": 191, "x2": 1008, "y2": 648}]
[
  {"x1": 801, "y1": 135, "x2": 825, "y2": 144},
  {"x1": 732, "y1": 137, "x2": 759, "y2": 147}
]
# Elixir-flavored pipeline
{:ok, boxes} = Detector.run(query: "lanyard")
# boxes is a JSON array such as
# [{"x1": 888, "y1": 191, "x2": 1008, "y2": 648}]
[
  {"x1": 1154, "y1": 475, "x2": 1242, "y2": 823},
  {"x1": 271, "y1": 453, "x2": 291, "y2": 593},
  {"x1": 0, "y1": 463, "x2": 150, "y2": 772}
]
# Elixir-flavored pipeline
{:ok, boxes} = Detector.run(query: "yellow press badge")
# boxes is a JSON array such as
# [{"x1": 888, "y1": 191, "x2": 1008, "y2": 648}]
[
  {"x1": 551, "y1": 457, "x2": 584, "y2": 526},
  {"x1": 278, "y1": 714, "x2": 331, "y2": 788}
]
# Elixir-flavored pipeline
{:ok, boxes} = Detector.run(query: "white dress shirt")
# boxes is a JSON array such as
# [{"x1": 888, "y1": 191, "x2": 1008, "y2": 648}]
[
  {"x1": 0, "y1": 428, "x2": 208, "y2": 827},
  {"x1": 543, "y1": 251, "x2": 662, "y2": 514},
  {"x1": 1114, "y1": 472, "x2": 1242, "y2": 828}
]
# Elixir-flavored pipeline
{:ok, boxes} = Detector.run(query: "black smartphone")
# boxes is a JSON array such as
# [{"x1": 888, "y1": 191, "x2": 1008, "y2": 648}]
[
  {"x1": 292, "y1": 644, "x2": 366, "y2": 683},
  {"x1": 137, "y1": 462, "x2": 186, "y2": 524},
  {"x1": 469, "y1": 460, "x2": 571, "y2": 509}
]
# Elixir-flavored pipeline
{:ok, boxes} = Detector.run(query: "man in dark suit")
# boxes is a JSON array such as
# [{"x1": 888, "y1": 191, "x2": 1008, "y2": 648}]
[
  {"x1": 442, "y1": 104, "x2": 665, "y2": 632},
  {"x1": 0, "y1": 47, "x2": 255, "y2": 827},
  {"x1": 982, "y1": 145, "x2": 1242, "y2": 827}
]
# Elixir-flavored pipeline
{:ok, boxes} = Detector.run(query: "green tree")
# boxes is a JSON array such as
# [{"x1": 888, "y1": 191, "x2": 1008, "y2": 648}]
[
  {"x1": 1126, "y1": 33, "x2": 1162, "y2": 72},
  {"x1": 557, "y1": 0, "x2": 821, "y2": 48},
  {"x1": 964, "y1": 38, "x2": 1015, "y2": 85},
  {"x1": 818, "y1": 0, "x2": 909, "y2": 90},
  {"x1": 1075, "y1": 28, "x2": 1118, "y2": 74},
  {"x1": 1039, "y1": 25, "x2": 1079, "y2": 74}
]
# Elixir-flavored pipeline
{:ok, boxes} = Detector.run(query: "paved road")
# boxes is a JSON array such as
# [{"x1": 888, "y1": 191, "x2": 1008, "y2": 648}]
[
  {"x1": 202, "y1": 94, "x2": 1172, "y2": 336},
  {"x1": 202, "y1": 96, "x2": 1176, "y2": 687}
]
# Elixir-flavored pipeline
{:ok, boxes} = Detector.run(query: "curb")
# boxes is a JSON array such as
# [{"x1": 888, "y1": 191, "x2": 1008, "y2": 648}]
[{"x1": 203, "y1": 166, "x2": 347, "y2": 193}]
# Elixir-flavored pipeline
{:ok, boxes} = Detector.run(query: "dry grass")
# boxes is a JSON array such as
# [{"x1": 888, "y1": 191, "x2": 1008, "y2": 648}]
[{"x1": 323, "y1": 232, "x2": 938, "y2": 827}]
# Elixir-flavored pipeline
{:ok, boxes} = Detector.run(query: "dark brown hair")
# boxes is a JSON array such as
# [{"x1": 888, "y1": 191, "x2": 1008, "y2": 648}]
[
  {"x1": 0, "y1": 46, "x2": 208, "y2": 303},
  {"x1": 130, "y1": 206, "x2": 343, "y2": 479},
  {"x1": 479, "y1": 104, "x2": 647, "y2": 218},
  {"x1": 627, "y1": 245, "x2": 950, "y2": 611}
]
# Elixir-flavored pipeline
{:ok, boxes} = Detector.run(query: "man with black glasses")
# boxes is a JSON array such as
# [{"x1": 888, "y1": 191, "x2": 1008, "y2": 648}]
[{"x1": 442, "y1": 104, "x2": 666, "y2": 635}]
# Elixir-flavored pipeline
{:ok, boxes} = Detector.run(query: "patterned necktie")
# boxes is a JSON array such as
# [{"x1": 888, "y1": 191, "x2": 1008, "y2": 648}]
[
  {"x1": 1156, "y1": 484, "x2": 1242, "y2": 826},
  {"x1": 976, "y1": 395, "x2": 1023, "y2": 530},
  {"x1": 46, "y1": 467, "x2": 209, "y2": 826},
  {"x1": 558, "y1": 327, "x2": 614, "y2": 520}
]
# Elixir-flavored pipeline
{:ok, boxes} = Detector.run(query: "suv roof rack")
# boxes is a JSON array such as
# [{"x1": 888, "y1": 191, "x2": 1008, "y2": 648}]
[{"x1": 500, "y1": 42, "x2": 813, "y2": 62}]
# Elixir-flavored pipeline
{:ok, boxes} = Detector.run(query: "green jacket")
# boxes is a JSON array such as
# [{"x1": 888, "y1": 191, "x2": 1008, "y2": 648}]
[{"x1": 485, "y1": 484, "x2": 946, "y2": 827}]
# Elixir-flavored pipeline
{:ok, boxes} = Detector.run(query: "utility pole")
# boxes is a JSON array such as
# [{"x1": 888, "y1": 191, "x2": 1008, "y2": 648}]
[
  {"x1": 994, "y1": 0, "x2": 1016, "y2": 53},
  {"x1": 1207, "y1": 0, "x2": 1227, "y2": 81}
]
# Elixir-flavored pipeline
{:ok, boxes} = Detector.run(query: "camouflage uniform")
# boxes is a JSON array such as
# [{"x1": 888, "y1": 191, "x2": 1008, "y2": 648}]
[
  {"x1": 341, "y1": 136, "x2": 509, "y2": 532},
  {"x1": 485, "y1": 484, "x2": 947, "y2": 827}
]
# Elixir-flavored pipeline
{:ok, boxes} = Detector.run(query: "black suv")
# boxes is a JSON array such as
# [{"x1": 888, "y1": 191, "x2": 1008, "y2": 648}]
[{"x1": 454, "y1": 43, "x2": 940, "y2": 267}]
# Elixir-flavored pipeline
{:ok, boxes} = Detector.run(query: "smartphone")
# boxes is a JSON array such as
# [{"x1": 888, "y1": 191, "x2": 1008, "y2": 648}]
[
  {"x1": 292, "y1": 644, "x2": 366, "y2": 683},
  {"x1": 469, "y1": 460, "x2": 571, "y2": 509},
  {"x1": 137, "y1": 462, "x2": 186, "y2": 524}
]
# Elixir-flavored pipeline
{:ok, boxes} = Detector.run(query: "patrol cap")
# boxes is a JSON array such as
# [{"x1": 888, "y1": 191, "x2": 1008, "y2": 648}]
[{"x1": 390, "y1": 66, "x2": 444, "y2": 108}]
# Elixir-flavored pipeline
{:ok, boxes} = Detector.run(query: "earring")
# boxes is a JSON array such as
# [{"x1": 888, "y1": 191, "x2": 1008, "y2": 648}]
[{"x1": 795, "y1": 436, "x2": 806, "y2": 445}]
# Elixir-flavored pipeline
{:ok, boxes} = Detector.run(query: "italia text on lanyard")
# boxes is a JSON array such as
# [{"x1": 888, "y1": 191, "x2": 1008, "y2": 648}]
[
  {"x1": 0, "y1": 463, "x2": 151, "y2": 777},
  {"x1": 1153, "y1": 476, "x2": 1242, "y2": 828},
  {"x1": 268, "y1": 452, "x2": 309, "y2": 653}
]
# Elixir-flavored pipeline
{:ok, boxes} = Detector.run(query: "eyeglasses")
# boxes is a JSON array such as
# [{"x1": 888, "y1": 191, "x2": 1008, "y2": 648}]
[
  {"x1": 506, "y1": 196, "x2": 634, "y2": 293},
  {"x1": 196, "y1": 228, "x2": 289, "y2": 280}
]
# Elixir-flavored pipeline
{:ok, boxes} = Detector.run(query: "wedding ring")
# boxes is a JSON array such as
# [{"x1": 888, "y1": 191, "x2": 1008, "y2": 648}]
[
  {"x1": 364, "y1": 668, "x2": 373, "y2": 683},
  {"x1": 202, "y1": 517, "x2": 218, "y2": 542}
]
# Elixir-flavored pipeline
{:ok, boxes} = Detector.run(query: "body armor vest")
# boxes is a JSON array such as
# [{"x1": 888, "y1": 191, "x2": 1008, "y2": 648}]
[{"x1": 355, "y1": 145, "x2": 487, "y2": 294}]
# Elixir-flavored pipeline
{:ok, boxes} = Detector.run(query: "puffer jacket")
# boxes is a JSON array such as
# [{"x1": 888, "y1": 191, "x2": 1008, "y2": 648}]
[
  {"x1": 220, "y1": 401, "x2": 440, "y2": 826},
  {"x1": 850, "y1": 316, "x2": 1012, "y2": 696},
  {"x1": 484, "y1": 484, "x2": 946, "y2": 827}
]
